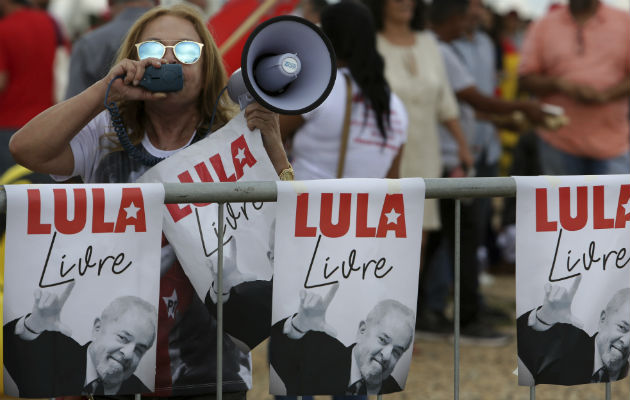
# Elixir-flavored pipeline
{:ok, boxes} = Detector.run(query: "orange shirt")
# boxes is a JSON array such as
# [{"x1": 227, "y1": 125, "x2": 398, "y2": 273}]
[{"x1": 519, "y1": 4, "x2": 630, "y2": 159}]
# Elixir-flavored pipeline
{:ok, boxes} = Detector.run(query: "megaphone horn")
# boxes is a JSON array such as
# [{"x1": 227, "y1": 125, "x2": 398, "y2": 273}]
[{"x1": 227, "y1": 15, "x2": 337, "y2": 115}]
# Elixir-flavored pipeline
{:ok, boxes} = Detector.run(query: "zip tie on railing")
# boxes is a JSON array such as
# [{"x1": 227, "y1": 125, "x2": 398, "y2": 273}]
[
  {"x1": 0, "y1": 177, "x2": 518, "y2": 213},
  {"x1": 217, "y1": 203, "x2": 225, "y2": 400},
  {"x1": 454, "y1": 200, "x2": 461, "y2": 400}
]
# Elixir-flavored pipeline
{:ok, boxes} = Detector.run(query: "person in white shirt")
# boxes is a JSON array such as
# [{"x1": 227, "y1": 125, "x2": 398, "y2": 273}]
[{"x1": 280, "y1": 1, "x2": 408, "y2": 181}]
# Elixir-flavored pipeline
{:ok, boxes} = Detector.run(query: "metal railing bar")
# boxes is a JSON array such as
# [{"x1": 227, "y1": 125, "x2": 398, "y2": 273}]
[
  {"x1": 454, "y1": 199, "x2": 461, "y2": 400},
  {"x1": 0, "y1": 177, "x2": 519, "y2": 213},
  {"x1": 162, "y1": 177, "x2": 518, "y2": 201},
  {"x1": 606, "y1": 382, "x2": 611, "y2": 400},
  {"x1": 530, "y1": 385, "x2": 535, "y2": 400},
  {"x1": 217, "y1": 203, "x2": 225, "y2": 400}
]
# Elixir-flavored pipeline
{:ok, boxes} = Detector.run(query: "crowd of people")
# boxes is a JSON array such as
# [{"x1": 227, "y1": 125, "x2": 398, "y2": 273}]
[{"x1": 1, "y1": 0, "x2": 629, "y2": 398}]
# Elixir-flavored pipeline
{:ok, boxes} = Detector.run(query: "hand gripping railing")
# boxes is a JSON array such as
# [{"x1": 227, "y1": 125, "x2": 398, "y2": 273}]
[{"x1": 0, "y1": 178, "x2": 616, "y2": 400}]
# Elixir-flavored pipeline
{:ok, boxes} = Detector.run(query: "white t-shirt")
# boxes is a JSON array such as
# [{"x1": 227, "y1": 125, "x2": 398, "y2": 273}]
[
  {"x1": 290, "y1": 69, "x2": 408, "y2": 180},
  {"x1": 53, "y1": 111, "x2": 195, "y2": 183}
]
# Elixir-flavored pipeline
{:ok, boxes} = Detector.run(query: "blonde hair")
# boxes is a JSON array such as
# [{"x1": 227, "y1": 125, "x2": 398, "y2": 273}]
[{"x1": 112, "y1": 4, "x2": 235, "y2": 145}]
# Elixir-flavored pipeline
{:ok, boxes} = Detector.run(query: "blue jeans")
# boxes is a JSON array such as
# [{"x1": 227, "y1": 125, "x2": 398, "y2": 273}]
[
  {"x1": 422, "y1": 238, "x2": 452, "y2": 312},
  {"x1": 537, "y1": 137, "x2": 630, "y2": 175}
]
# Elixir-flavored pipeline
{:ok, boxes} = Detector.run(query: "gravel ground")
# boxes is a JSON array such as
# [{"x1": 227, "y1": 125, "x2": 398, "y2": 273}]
[{"x1": 248, "y1": 275, "x2": 630, "y2": 400}]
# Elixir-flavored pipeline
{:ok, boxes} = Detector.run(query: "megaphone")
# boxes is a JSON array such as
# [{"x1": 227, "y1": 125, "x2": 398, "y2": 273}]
[{"x1": 227, "y1": 15, "x2": 337, "y2": 115}]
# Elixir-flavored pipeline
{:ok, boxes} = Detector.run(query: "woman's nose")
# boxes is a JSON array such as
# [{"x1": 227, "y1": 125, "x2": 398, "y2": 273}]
[{"x1": 164, "y1": 47, "x2": 178, "y2": 64}]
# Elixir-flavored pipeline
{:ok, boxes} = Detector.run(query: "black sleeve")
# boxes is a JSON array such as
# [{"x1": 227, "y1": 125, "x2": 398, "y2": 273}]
[
  {"x1": 205, "y1": 279, "x2": 273, "y2": 350},
  {"x1": 517, "y1": 309, "x2": 561, "y2": 379},
  {"x1": 269, "y1": 319, "x2": 346, "y2": 395},
  {"x1": 517, "y1": 310, "x2": 541, "y2": 376},
  {"x1": 269, "y1": 318, "x2": 298, "y2": 388},
  {"x1": 3, "y1": 318, "x2": 79, "y2": 397}
]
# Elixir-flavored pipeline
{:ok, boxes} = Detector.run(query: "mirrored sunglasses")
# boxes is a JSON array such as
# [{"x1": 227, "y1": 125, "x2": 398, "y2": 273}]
[{"x1": 135, "y1": 40, "x2": 204, "y2": 64}]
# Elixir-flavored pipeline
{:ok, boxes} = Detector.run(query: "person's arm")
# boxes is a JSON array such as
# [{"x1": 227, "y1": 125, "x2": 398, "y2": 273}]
[
  {"x1": 519, "y1": 74, "x2": 604, "y2": 104},
  {"x1": 9, "y1": 57, "x2": 169, "y2": 176},
  {"x1": 601, "y1": 76, "x2": 630, "y2": 102},
  {"x1": 518, "y1": 74, "x2": 576, "y2": 97},
  {"x1": 17, "y1": 281, "x2": 76, "y2": 339},
  {"x1": 442, "y1": 118, "x2": 474, "y2": 170},
  {"x1": 0, "y1": 70, "x2": 7, "y2": 94},
  {"x1": 3, "y1": 317, "x2": 73, "y2": 396},
  {"x1": 386, "y1": 146, "x2": 403, "y2": 179},
  {"x1": 529, "y1": 275, "x2": 583, "y2": 332},
  {"x1": 456, "y1": 86, "x2": 545, "y2": 124},
  {"x1": 288, "y1": 283, "x2": 339, "y2": 339},
  {"x1": 205, "y1": 279, "x2": 273, "y2": 351},
  {"x1": 204, "y1": 241, "x2": 272, "y2": 350},
  {"x1": 244, "y1": 103, "x2": 291, "y2": 175},
  {"x1": 205, "y1": 240, "x2": 257, "y2": 304},
  {"x1": 279, "y1": 114, "x2": 305, "y2": 142}
]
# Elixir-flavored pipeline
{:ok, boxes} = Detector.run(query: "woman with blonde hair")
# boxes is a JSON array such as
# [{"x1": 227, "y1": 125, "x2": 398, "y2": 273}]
[{"x1": 10, "y1": 4, "x2": 289, "y2": 399}]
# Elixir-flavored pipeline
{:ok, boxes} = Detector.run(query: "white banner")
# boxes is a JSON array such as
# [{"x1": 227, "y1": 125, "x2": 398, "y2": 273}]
[
  {"x1": 269, "y1": 178, "x2": 424, "y2": 396},
  {"x1": 138, "y1": 112, "x2": 278, "y2": 301},
  {"x1": 3, "y1": 183, "x2": 164, "y2": 397},
  {"x1": 515, "y1": 175, "x2": 630, "y2": 386}
]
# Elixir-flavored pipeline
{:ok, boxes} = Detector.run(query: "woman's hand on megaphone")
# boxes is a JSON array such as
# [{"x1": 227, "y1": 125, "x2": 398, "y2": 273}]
[
  {"x1": 244, "y1": 102, "x2": 291, "y2": 175},
  {"x1": 100, "y1": 58, "x2": 169, "y2": 103}
]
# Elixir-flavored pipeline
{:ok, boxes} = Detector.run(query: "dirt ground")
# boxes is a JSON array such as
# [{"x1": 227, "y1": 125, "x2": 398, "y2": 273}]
[{"x1": 248, "y1": 274, "x2": 630, "y2": 400}]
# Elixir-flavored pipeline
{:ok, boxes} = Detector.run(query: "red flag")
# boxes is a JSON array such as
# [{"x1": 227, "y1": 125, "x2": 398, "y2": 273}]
[{"x1": 208, "y1": 0, "x2": 300, "y2": 75}]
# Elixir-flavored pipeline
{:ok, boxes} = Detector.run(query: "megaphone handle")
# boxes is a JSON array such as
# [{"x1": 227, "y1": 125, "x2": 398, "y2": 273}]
[{"x1": 238, "y1": 92, "x2": 255, "y2": 110}]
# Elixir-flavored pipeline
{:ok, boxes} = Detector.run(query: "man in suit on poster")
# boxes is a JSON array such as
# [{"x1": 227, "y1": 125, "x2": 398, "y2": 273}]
[
  {"x1": 518, "y1": 275, "x2": 630, "y2": 385},
  {"x1": 269, "y1": 284, "x2": 415, "y2": 396},
  {"x1": 3, "y1": 281, "x2": 157, "y2": 396}
]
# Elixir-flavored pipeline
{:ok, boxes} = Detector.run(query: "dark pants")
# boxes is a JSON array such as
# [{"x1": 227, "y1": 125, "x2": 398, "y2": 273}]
[
  {"x1": 93, "y1": 393, "x2": 247, "y2": 400},
  {"x1": 276, "y1": 397, "x2": 366, "y2": 400},
  {"x1": 419, "y1": 166, "x2": 481, "y2": 326}
]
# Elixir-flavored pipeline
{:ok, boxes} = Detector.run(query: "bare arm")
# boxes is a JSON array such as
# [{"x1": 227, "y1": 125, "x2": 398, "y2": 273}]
[
  {"x1": 457, "y1": 86, "x2": 544, "y2": 124},
  {"x1": 244, "y1": 103, "x2": 291, "y2": 174},
  {"x1": 530, "y1": 275, "x2": 583, "y2": 332},
  {"x1": 9, "y1": 81, "x2": 107, "y2": 176},
  {"x1": 279, "y1": 114, "x2": 305, "y2": 142},
  {"x1": 18, "y1": 281, "x2": 76, "y2": 339},
  {"x1": 442, "y1": 118, "x2": 473, "y2": 170},
  {"x1": 287, "y1": 283, "x2": 339, "y2": 339},
  {"x1": 520, "y1": 74, "x2": 630, "y2": 104},
  {"x1": 386, "y1": 146, "x2": 403, "y2": 179},
  {"x1": 0, "y1": 71, "x2": 7, "y2": 94},
  {"x1": 9, "y1": 57, "x2": 168, "y2": 176},
  {"x1": 602, "y1": 76, "x2": 630, "y2": 102},
  {"x1": 519, "y1": 74, "x2": 569, "y2": 97}
]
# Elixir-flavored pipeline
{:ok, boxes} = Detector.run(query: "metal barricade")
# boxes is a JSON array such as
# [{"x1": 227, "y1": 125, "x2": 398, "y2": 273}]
[{"x1": 0, "y1": 178, "x2": 617, "y2": 400}]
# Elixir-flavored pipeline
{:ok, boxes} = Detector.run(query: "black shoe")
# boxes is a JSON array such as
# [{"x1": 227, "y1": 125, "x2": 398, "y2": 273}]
[
  {"x1": 459, "y1": 320, "x2": 511, "y2": 347},
  {"x1": 415, "y1": 310, "x2": 453, "y2": 341},
  {"x1": 479, "y1": 304, "x2": 513, "y2": 325}
]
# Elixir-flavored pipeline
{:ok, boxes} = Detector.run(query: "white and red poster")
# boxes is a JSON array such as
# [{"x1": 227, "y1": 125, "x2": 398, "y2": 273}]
[
  {"x1": 515, "y1": 175, "x2": 630, "y2": 386},
  {"x1": 138, "y1": 112, "x2": 278, "y2": 302},
  {"x1": 3, "y1": 183, "x2": 164, "y2": 397},
  {"x1": 269, "y1": 178, "x2": 424, "y2": 396}
]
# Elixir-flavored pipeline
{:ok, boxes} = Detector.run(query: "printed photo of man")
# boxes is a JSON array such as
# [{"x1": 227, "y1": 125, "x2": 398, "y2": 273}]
[
  {"x1": 270, "y1": 284, "x2": 415, "y2": 395},
  {"x1": 3, "y1": 281, "x2": 157, "y2": 397},
  {"x1": 518, "y1": 275, "x2": 630, "y2": 385}
]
